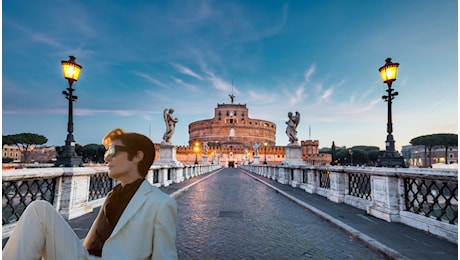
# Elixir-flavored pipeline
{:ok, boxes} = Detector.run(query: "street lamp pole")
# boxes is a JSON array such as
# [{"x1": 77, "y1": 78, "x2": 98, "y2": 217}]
[
  {"x1": 55, "y1": 56, "x2": 83, "y2": 167},
  {"x1": 194, "y1": 142, "x2": 199, "y2": 165},
  {"x1": 348, "y1": 149, "x2": 353, "y2": 166},
  {"x1": 263, "y1": 142, "x2": 268, "y2": 165},
  {"x1": 377, "y1": 58, "x2": 405, "y2": 167}
]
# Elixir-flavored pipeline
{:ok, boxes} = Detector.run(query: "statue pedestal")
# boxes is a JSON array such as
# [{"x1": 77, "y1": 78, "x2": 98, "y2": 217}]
[
  {"x1": 253, "y1": 156, "x2": 260, "y2": 165},
  {"x1": 282, "y1": 143, "x2": 306, "y2": 166},
  {"x1": 202, "y1": 155, "x2": 209, "y2": 165},
  {"x1": 154, "y1": 144, "x2": 183, "y2": 167}
]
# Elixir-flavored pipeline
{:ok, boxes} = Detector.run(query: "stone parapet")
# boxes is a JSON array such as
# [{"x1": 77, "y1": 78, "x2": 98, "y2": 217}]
[
  {"x1": 242, "y1": 164, "x2": 458, "y2": 244},
  {"x1": 2, "y1": 164, "x2": 221, "y2": 239}
]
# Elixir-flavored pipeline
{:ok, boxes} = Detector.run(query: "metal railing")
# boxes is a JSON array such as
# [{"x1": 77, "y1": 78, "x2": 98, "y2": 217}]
[
  {"x1": 404, "y1": 178, "x2": 457, "y2": 225},
  {"x1": 2, "y1": 178, "x2": 57, "y2": 225},
  {"x1": 348, "y1": 172, "x2": 371, "y2": 200}
]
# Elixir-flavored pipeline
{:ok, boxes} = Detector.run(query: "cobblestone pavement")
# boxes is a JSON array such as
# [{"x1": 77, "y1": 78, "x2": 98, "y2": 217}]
[{"x1": 176, "y1": 168, "x2": 386, "y2": 259}]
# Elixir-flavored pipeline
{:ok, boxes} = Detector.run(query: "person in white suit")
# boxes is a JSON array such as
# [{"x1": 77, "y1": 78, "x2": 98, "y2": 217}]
[{"x1": 2, "y1": 128, "x2": 178, "y2": 260}]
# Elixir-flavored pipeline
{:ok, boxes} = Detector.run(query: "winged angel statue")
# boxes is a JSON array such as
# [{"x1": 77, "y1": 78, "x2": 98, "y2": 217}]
[{"x1": 285, "y1": 111, "x2": 300, "y2": 144}]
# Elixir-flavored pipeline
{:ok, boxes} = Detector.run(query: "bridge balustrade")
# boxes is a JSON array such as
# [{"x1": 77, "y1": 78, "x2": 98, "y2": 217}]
[
  {"x1": 2, "y1": 164, "x2": 221, "y2": 239},
  {"x1": 241, "y1": 164, "x2": 458, "y2": 244}
]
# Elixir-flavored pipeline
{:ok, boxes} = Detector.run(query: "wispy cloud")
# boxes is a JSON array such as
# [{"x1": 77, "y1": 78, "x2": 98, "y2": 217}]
[
  {"x1": 304, "y1": 64, "x2": 316, "y2": 82},
  {"x1": 319, "y1": 87, "x2": 334, "y2": 102},
  {"x1": 246, "y1": 89, "x2": 275, "y2": 104},
  {"x1": 281, "y1": 85, "x2": 306, "y2": 107},
  {"x1": 171, "y1": 63, "x2": 203, "y2": 80},
  {"x1": 135, "y1": 72, "x2": 169, "y2": 89},
  {"x1": 171, "y1": 77, "x2": 198, "y2": 92},
  {"x1": 76, "y1": 108, "x2": 161, "y2": 117},
  {"x1": 318, "y1": 79, "x2": 346, "y2": 103},
  {"x1": 145, "y1": 90, "x2": 171, "y2": 101},
  {"x1": 204, "y1": 70, "x2": 234, "y2": 93},
  {"x1": 7, "y1": 21, "x2": 62, "y2": 48}
]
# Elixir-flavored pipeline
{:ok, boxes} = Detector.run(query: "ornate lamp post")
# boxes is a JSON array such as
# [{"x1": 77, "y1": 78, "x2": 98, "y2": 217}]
[
  {"x1": 55, "y1": 56, "x2": 83, "y2": 167},
  {"x1": 194, "y1": 142, "x2": 199, "y2": 165},
  {"x1": 263, "y1": 141, "x2": 268, "y2": 165},
  {"x1": 377, "y1": 58, "x2": 405, "y2": 167}
]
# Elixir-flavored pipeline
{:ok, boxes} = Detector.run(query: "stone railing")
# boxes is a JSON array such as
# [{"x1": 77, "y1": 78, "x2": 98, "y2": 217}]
[
  {"x1": 241, "y1": 164, "x2": 458, "y2": 244},
  {"x1": 2, "y1": 163, "x2": 221, "y2": 239}
]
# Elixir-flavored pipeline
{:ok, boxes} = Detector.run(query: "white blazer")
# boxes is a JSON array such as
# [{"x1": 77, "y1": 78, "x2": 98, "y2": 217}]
[{"x1": 83, "y1": 180, "x2": 178, "y2": 260}]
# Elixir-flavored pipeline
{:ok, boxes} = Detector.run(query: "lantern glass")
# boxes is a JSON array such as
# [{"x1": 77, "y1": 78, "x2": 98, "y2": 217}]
[
  {"x1": 379, "y1": 62, "x2": 399, "y2": 83},
  {"x1": 61, "y1": 58, "x2": 82, "y2": 81}
]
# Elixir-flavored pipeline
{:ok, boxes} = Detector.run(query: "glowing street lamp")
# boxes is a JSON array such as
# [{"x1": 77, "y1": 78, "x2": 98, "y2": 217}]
[
  {"x1": 55, "y1": 56, "x2": 83, "y2": 167},
  {"x1": 194, "y1": 142, "x2": 199, "y2": 165},
  {"x1": 263, "y1": 142, "x2": 268, "y2": 165},
  {"x1": 377, "y1": 58, "x2": 405, "y2": 167}
]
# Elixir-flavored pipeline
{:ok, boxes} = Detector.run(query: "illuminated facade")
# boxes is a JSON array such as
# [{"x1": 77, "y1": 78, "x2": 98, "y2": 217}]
[
  {"x1": 188, "y1": 103, "x2": 276, "y2": 148},
  {"x1": 174, "y1": 99, "x2": 331, "y2": 166}
]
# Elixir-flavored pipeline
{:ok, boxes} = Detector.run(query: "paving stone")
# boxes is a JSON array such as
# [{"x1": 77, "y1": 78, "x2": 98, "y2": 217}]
[{"x1": 175, "y1": 168, "x2": 385, "y2": 259}]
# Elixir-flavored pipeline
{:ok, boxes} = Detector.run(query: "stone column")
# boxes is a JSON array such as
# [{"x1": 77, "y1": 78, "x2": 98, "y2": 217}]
[
  {"x1": 283, "y1": 144, "x2": 306, "y2": 166},
  {"x1": 327, "y1": 169, "x2": 346, "y2": 203},
  {"x1": 253, "y1": 155, "x2": 260, "y2": 165},
  {"x1": 305, "y1": 168, "x2": 317, "y2": 194},
  {"x1": 202, "y1": 155, "x2": 209, "y2": 165},
  {"x1": 278, "y1": 166, "x2": 288, "y2": 184},
  {"x1": 57, "y1": 168, "x2": 93, "y2": 220},
  {"x1": 155, "y1": 144, "x2": 183, "y2": 167},
  {"x1": 367, "y1": 175, "x2": 401, "y2": 222},
  {"x1": 173, "y1": 167, "x2": 184, "y2": 183},
  {"x1": 291, "y1": 168, "x2": 302, "y2": 188}
]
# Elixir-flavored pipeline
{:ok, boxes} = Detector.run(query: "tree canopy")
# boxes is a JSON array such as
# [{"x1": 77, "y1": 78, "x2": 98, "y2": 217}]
[
  {"x1": 410, "y1": 133, "x2": 458, "y2": 166},
  {"x1": 321, "y1": 144, "x2": 380, "y2": 166}
]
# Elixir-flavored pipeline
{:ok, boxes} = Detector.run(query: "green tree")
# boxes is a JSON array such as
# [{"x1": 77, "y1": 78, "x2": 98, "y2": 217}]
[
  {"x1": 436, "y1": 133, "x2": 458, "y2": 164},
  {"x1": 335, "y1": 148, "x2": 348, "y2": 165},
  {"x1": 410, "y1": 133, "x2": 457, "y2": 167},
  {"x1": 331, "y1": 141, "x2": 337, "y2": 165},
  {"x1": 368, "y1": 150, "x2": 380, "y2": 165},
  {"x1": 349, "y1": 148, "x2": 367, "y2": 166},
  {"x1": 2, "y1": 133, "x2": 48, "y2": 163},
  {"x1": 81, "y1": 144, "x2": 106, "y2": 163}
]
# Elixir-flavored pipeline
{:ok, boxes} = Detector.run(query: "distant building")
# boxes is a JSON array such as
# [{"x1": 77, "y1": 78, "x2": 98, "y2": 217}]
[
  {"x1": 2, "y1": 145, "x2": 22, "y2": 162},
  {"x1": 188, "y1": 102, "x2": 277, "y2": 148},
  {"x1": 301, "y1": 140, "x2": 331, "y2": 166},
  {"x1": 2, "y1": 145, "x2": 57, "y2": 163},
  {"x1": 401, "y1": 145, "x2": 458, "y2": 167},
  {"x1": 174, "y1": 97, "x2": 331, "y2": 166},
  {"x1": 28, "y1": 146, "x2": 58, "y2": 163}
]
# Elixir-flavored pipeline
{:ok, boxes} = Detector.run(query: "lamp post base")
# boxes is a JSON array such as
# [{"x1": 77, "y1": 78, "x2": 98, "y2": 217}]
[
  {"x1": 376, "y1": 152, "x2": 406, "y2": 168},
  {"x1": 55, "y1": 155, "x2": 83, "y2": 167}
]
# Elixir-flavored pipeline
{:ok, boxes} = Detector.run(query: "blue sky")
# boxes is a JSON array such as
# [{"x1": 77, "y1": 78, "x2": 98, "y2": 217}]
[{"x1": 2, "y1": 0, "x2": 458, "y2": 151}]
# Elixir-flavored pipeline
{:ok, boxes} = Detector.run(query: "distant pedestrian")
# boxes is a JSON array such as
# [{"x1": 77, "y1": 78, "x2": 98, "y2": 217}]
[{"x1": 2, "y1": 128, "x2": 178, "y2": 260}]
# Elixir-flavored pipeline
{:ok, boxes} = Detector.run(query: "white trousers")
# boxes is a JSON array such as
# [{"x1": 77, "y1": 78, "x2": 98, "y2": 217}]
[{"x1": 2, "y1": 200, "x2": 95, "y2": 260}]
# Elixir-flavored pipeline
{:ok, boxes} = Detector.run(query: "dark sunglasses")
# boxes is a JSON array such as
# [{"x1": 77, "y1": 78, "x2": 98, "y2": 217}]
[{"x1": 104, "y1": 144, "x2": 131, "y2": 159}]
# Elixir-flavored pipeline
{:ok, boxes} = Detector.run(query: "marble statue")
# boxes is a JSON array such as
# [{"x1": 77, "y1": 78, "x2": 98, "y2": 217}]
[
  {"x1": 162, "y1": 108, "x2": 178, "y2": 144},
  {"x1": 285, "y1": 111, "x2": 300, "y2": 144},
  {"x1": 203, "y1": 142, "x2": 209, "y2": 154},
  {"x1": 253, "y1": 142, "x2": 260, "y2": 156}
]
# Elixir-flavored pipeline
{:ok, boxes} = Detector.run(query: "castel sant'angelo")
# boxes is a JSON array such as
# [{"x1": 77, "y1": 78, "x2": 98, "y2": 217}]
[{"x1": 173, "y1": 95, "x2": 331, "y2": 166}]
